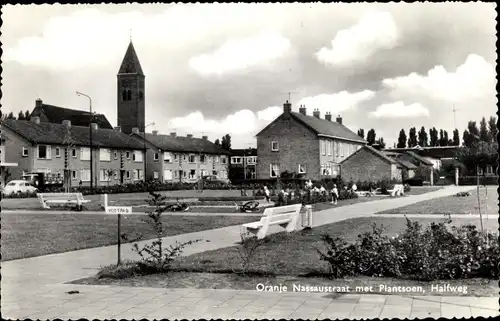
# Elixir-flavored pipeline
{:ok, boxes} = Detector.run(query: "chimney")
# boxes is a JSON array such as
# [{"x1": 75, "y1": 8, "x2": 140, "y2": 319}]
[
  {"x1": 152, "y1": 130, "x2": 159, "y2": 136},
  {"x1": 313, "y1": 109, "x2": 320, "y2": 119},
  {"x1": 170, "y1": 132, "x2": 177, "y2": 137},
  {"x1": 187, "y1": 134, "x2": 193, "y2": 138},
  {"x1": 31, "y1": 116, "x2": 40, "y2": 124},
  {"x1": 35, "y1": 98, "x2": 43, "y2": 108},
  {"x1": 62, "y1": 120, "x2": 71, "y2": 127},
  {"x1": 325, "y1": 112, "x2": 332, "y2": 121},
  {"x1": 90, "y1": 123, "x2": 99, "y2": 131},
  {"x1": 202, "y1": 135, "x2": 208, "y2": 140},
  {"x1": 299, "y1": 105, "x2": 306, "y2": 115},
  {"x1": 336, "y1": 115, "x2": 343, "y2": 124},
  {"x1": 283, "y1": 100, "x2": 292, "y2": 115},
  {"x1": 114, "y1": 126, "x2": 121, "y2": 132},
  {"x1": 132, "y1": 127, "x2": 139, "y2": 134}
]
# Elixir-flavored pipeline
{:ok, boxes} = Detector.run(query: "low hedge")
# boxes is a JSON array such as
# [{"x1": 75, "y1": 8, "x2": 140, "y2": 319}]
[
  {"x1": 198, "y1": 196, "x2": 264, "y2": 202},
  {"x1": 318, "y1": 218, "x2": 499, "y2": 280},
  {"x1": 458, "y1": 176, "x2": 498, "y2": 186}
]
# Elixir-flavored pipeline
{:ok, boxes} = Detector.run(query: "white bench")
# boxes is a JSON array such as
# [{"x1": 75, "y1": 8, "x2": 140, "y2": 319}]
[
  {"x1": 37, "y1": 193, "x2": 91, "y2": 211},
  {"x1": 387, "y1": 184, "x2": 405, "y2": 197},
  {"x1": 242, "y1": 204, "x2": 302, "y2": 239}
]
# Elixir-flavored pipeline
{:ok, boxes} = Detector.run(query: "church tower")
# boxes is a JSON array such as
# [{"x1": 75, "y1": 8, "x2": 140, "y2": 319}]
[{"x1": 117, "y1": 41, "x2": 145, "y2": 134}]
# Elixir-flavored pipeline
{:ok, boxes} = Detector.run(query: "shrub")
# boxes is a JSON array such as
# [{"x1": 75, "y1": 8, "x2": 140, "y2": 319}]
[
  {"x1": 235, "y1": 230, "x2": 267, "y2": 274},
  {"x1": 458, "y1": 176, "x2": 499, "y2": 186},
  {"x1": 199, "y1": 196, "x2": 263, "y2": 202},
  {"x1": 318, "y1": 217, "x2": 499, "y2": 280},
  {"x1": 1, "y1": 191, "x2": 38, "y2": 198}
]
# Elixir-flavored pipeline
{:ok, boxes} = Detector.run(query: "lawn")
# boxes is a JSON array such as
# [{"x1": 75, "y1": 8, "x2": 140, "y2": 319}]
[
  {"x1": 72, "y1": 216, "x2": 498, "y2": 297},
  {"x1": 0, "y1": 214, "x2": 257, "y2": 261},
  {"x1": 378, "y1": 187, "x2": 498, "y2": 215},
  {"x1": 404, "y1": 186, "x2": 443, "y2": 195}
]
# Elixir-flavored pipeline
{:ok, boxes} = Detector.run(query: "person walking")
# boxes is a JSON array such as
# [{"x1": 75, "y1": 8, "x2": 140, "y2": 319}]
[
  {"x1": 264, "y1": 185, "x2": 271, "y2": 203},
  {"x1": 331, "y1": 184, "x2": 339, "y2": 204}
]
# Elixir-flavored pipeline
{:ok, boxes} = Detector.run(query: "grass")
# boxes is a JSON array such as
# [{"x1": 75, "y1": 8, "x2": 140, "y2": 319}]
[
  {"x1": 378, "y1": 187, "x2": 498, "y2": 215},
  {"x1": 0, "y1": 214, "x2": 257, "y2": 261},
  {"x1": 404, "y1": 186, "x2": 443, "y2": 195},
  {"x1": 71, "y1": 216, "x2": 498, "y2": 297}
]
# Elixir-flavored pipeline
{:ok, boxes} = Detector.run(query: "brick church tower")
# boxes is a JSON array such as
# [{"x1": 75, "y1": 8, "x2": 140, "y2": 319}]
[{"x1": 117, "y1": 41, "x2": 145, "y2": 134}]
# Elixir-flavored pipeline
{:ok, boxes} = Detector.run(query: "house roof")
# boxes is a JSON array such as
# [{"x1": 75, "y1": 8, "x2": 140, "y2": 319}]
[
  {"x1": 255, "y1": 111, "x2": 366, "y2": 144},
  {"x1": 230, "y1": 148, "x2": 257, "y2": 157},
  {"x1": 341, "y1": 145, "x2": 396, "y2": 165},
  {"x1": 405, "y1": 151, "x2": 434, "y2": 166},
  {"x1": 385, "y1": 146, "x2": 461, "y2": 159},
  {"x1": 118, "y1": 41, "x2": 144, "y2": 75},
  {"x1": 31, "y1": 103, "x2": 113, "y2": 129},
  {"x1": 134, "y1": 133, "x2": 230, "y2": 155},
  {"x1": 395, "y1": 159, "x2": 418, "y2": 170},
  {"x1": 2, "y1": 119, "x2": 144, "y2": 150}
]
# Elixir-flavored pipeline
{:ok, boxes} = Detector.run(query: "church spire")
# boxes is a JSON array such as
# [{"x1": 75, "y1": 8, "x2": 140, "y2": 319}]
[{"x1": 118, "y1": 41, "x2": 144, "y2": 75}]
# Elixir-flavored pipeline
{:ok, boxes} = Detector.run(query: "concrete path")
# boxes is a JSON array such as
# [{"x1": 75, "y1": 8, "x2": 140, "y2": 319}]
[{"x1": 3, "y1": 184, "x2": 498, "y2": 319}]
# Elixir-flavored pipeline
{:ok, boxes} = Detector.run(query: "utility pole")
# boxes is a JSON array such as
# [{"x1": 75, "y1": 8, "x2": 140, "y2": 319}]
[
  {"x1": 281, "y1": 91, "x2": 300, "y2": 103},
  {"x1": 76, "y1": 91, "x2": 93, "y2": 191},
  {"x1": 452, "y1": 105, "x2": 459, "y2": 130}
]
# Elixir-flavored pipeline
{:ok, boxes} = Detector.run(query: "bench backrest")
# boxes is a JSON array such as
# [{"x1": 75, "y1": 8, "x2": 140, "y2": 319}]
[
  {"x1": 38, "y1": 193, "x2": 82, "y2": 200},
  {"x1": 262, "y1": 204, "x2": 302, "y2": 224}
]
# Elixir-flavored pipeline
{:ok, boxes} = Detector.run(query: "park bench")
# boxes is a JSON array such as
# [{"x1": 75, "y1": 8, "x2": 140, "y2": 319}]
[
  {"x1": 387, "y1": 184, "x2": 405, "y2": 197},
  {"x1": 37, "y1": 193, "x2": 91, "y2": 211},
  {"x1": 242, "y1": 203, "x2": 302, "y2": 239}
]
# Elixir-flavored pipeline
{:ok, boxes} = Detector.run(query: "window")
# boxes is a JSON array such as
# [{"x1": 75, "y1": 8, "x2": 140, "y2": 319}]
[
  {"x1": 37, "y1": 145, "x2": 51, "y2": 159},
  {"x1": 220, "y1": 156, "x2": 227, "y2": 164},
  {"x1": 163, "y1": 152, "x2": 172, "y2": 163},
  {"x1": 174, "y1": 171, "x2": 179, "y2": 179},
  {"x1": 271, "y1": 141, "x2": 279, "y2": 151},
  {"x1": 215, "y1": 155, "x2": 220, "y2": 163},
  {"x1": 188, "y1": 154, "x2": 196, "y2": 163},
  {"x1": 189, "y1": 169, "x2": 196, "y2": 180},
  {"x1": 55, "y1": 147, "x2": 61, "y2": 158},
  {"x1": 220, "y1": 170, "x2": 227, "y2": 179},
  {"x1": 321, "y1": 140, "x2": 326, "y2": 155},
  {"x1": 183, "y1": 171, "x2": 187, "y2": 178},
  {"x1": 270, "y1": 163, "x2": 279, "y2": 178},
  {"x1": 80, "y1": 147, "x2": 91, "y2": 161},
  {"x1": 164, "y1": 169, "x2": 173, "y2": 181},
  {"x1": 71, "y1": 170, "x2": 77, "y2": 180},
  {"x1": 100, "y1": 169, "x2": 111, "y2": 182},
  {"x1": 298, "y1": 164, "x2": 306, "y2": 174},
  {"x1": 340, "y1": 143, "x2": 344, "y2": 157},
  {"x1": 231, "y1": 157, "x2": 242, "y2": 164},
  {"x1": 133, "y1": 169, "x2": 144, "y2": 180},
  {"x1": 154, "y1": 153, "x2": 159, "y2": 161},
  {"x1": 72, "y1": 148, "x2": 77, "y2": 158},
  {"x1": 174, "y1": 154, "x2": 178, "y2": 160},
  {"x1": 126, "y1": 170, "x2": 131, "y2": 179},
  {"x1": 321, "y1": 164, "x2": 331, "y2": 176},
  {"x1": 126, "y1": 151, "x2": 131, "y2": 159},
  {"x1": 114, "y1": 151, "x2": 118, "y2": 160},
  {"x1": 153, "y1": 171, "x2": 159, "y2": 179},
  {"x1": 247, "y1": 156, "x2": 256, "y2": 165},
  {"x1": 486, "y1": 165, "x2": 494, "y2": 175},
  {"x1": 133, "y1": 150, "x2": 143, "y2": 162},
  {"x1": 22, "y1": 147, "x2": 29, "y2": 157},
  {"x1": 200, "y1": 154, "x2": 206, "y2": 163},
  {"x1": 335, "y1": 142, "x2": 338, "y2": 157},
  {"x1": 80, "y1": 169, "x2": 91, "y2": 182},
  {"x1": 328, "y1": 141, "x2": 332, "y2": 156},
  {"x1": 100, "y1": 149, "x2": 111, "y2": 161}
]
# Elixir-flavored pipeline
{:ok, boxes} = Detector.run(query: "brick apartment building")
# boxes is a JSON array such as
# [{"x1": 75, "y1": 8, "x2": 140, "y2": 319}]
[
  {"x1": 131, "y1": 130, "x2": 229, "y2": 183},
  {"x1": 2, "y1": 117, "x2": 146, "y2": 187},
  {"x1": 255, "y1": 101, "x2": 366, "y2": 180},
  {"x1": 229, "y1": 148, "x2": 257, "y2": 181}
]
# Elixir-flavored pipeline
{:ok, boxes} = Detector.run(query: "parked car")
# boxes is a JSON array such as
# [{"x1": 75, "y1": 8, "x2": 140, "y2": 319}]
[{"x1": 2, "y1": 180, "x2": 39, "y2": 195}]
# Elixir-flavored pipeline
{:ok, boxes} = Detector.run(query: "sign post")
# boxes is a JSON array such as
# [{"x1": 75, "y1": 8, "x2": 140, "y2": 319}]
[{"x1": 103, "y1": 194, "x2": 132, "y2": 266}]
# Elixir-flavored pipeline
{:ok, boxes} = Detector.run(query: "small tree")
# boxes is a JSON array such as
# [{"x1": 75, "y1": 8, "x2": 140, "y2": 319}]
[
  {"x1": 235, "y1": 230, "x2": 266, "y2": 274},
  {"x1": 17, "y1": 111, "x2": 25, "y2": 120},
  {"x1": 366, "y1": 129, "x2": 376, "y2": 145},
  {"x1": 106, "y1": 169, "x2": 114, "y2": 186},
  {"x1": 397, "y1": 129, "x2": 407, "y2": 148},
  {"x1": 357, "y1": 128, "x2": 365, "y2": 139},
  {"x1": 488, "y1": 116, "x2": 497, "y2": 143},
  {"x1": 452, "y1": 129, "x2": 460, "y2": 146},
  {"x1": 24, "y1": 110, "x2": 30, "y2": 121}
]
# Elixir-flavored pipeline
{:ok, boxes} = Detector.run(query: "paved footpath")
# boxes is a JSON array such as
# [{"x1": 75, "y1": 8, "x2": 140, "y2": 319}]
[{"x1": 2, "y1": 185, "x2": 499, "y2": 319}]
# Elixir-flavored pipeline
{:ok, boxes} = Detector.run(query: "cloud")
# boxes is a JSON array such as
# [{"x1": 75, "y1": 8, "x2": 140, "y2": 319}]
[
  {"x1": 382, "y1": 54, "x2": 496, "y2": 102},
  {"x1": 370, "y1": 101, "x2": 429, "y2": 118},
  {"x1": 189, "y1": 32, "x2": 291, "y2": 76},
  {"x1": 256, "y1": 106, "x2": 282, "y2": 122},
  {"x1": 315, "y1": 12, "x2": 398, "y2": 66},
  {"x1": 297, "y1": 90, "x2": 376, "y2": 114}
]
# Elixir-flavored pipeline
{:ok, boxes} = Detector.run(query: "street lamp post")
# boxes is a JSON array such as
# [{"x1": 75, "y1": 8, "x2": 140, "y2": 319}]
[
  {"x1": 76, "y1": 91, "x2": 93, "y2": 191},
  {"x1": 143, "y1": 122, "x2": 155, "y2": 182},
  {"x1": 472, "y1": 134, "x2": 484, "y2": 234}
]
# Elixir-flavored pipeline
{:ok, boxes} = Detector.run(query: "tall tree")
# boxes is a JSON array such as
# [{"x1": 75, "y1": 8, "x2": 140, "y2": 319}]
[
  {"x1": 366, "y1": 129, "x2": 376, "y2": 145},
  {"x1": 443, "y1": 130, "x2": 449, "y2": 146},
  {"x1": 7, "y1": 112, "x2": 15, "y2": 119},
  {"x1": 488, "y1": 116, "x2": 497, "y2": 142},
  {"x1": 357, "y1": 128, "x2": 365, "y2": 139},
  {"x1": 214, "y1": 138, "x2": 221, "y2": 147},
  {"x1": 407, "y1": 127, "x2": 418, "y2": 147},
  {"x1": 452, "y1": 129, "x2": 460, "y2": 146},
  {"x1": 479, "y1": 117, "x2": 489, "y2": 142},
  {"x1": 467, "y1": 121, "x2": 479, "y2": 137},
  {"x1": 429, "y1": 127, "x2": 439, "y2": 146},
  {"x1": 24, "y1": 110, "x2": 30, "y2": 120},
  {"x1": 438, "y1": 129, "x2": 445, "y2": 146},
  {"x1": 221, "y1": 134, "x2": 231, "y2": 151},
  {"x1": 417, "y1": 126, "x2": 428, "y2": 147},
  {"x1": 17, "y1": 111, "x2": 25, "y2": 120},
  {"x1": 397, "y1": 129, "x2": 407, "y2": 148},
  {"x1": 375, "y1": 137, "x2": 386, "y2": 149}
]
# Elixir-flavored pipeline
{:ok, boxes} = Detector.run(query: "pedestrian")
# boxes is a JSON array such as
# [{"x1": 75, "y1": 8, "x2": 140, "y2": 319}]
[
  {"x1": 79, "y1": 180, "x2": 83, "y2": 189},
  {"x1": 331, "y1": 184, "x2": 339, "y2": 204},
  {"x1": 264, "y1": 185, "x2": 271, "y2": 203}
]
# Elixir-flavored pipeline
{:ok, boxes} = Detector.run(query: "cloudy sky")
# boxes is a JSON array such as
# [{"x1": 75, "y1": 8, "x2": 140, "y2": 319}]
[{"x1": 2, "y1": 3, "x2": 497, "y2": 148}]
